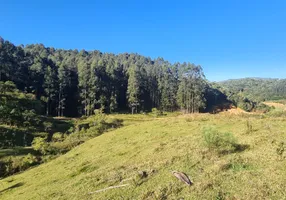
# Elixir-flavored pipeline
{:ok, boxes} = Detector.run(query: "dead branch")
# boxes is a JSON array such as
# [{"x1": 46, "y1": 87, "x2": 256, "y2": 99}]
[{"x1": 88, "y1": 184, "x2": 130, "y2": 194}]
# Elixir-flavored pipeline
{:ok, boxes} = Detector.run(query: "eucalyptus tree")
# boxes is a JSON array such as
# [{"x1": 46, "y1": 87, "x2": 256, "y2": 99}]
[{"x1": 177, "y1": 64, "x2": 206, "y2": 113}]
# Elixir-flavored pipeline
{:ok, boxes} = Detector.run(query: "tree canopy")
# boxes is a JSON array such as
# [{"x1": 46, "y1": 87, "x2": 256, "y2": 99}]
[{"x1": 0, "y1": 37, "x2": 210, "y2": 116}]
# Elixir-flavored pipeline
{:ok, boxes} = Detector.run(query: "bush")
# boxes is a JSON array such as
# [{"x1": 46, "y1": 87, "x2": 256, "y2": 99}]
[
  {"x1": 0, "y1": 154, "x2": 39, "y2": 177},
  {"x1": 30, "y1": 114, "x2": 123, "y2": 156},
  {"x1": 254, "y1": 103, "x2": 274, "y2": 113},
  {"x1": 52, "y1": 132, "x2": 66, "y2": 142},
  {"x1": 22, "y1": 109, "x2": 41, "y2": 127},
  {"x1": 43, "y1": 121, "x2": 53, "y2": 132},
  {"x1": 151, "y1": 108, "x2": 163, "y2": 117},
  {"x1": 32, "y1": 137, "x2": 51, "y2": 155},
  {"x1": 237, "y1": 100, "x2": 254, "y2": 112},
  {"x1": 21, "y1": 153, "x2": 39, "y2": 169},
  {"x1": 202, "y1": 127, "x2": 238, "y2": 153},
  {"x1": 49, "y1": 133, "x2": 85, "y2": 154}
]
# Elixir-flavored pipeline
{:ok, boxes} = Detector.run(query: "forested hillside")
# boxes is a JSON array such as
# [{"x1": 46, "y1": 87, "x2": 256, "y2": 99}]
[
  {"x1": 0, "y1": 37, "x2": 212, "y2": 116},
  {"x1": 219, "y1": 78, "x2": 286, "y2": 102},
  {"x1": 2, "y1": 36, "x2": 285, "y2": 117}
]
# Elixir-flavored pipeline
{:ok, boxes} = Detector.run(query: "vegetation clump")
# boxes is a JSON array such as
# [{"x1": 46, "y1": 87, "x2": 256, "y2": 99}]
[
  {"x1": 202, "y1": 126, "x2": 238, "y2": 153},
  {"x1": 276, "y1": 141, "x2": 285, "y2": 160},
  {"x1": 0, "y1": 153, "x2": 39, "y2": 178},
  {"x1": 222, "y1": 155, "x2": 251, "y2": 172},
  {"x1": 31, "y1": 111, "x2": 123, "y2": 156},
  {"x1": 151, "y1": 108, "x2": 163, "y2": 117}
]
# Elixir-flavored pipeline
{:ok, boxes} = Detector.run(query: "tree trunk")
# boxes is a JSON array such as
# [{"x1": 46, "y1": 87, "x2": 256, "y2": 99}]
[
  {"x1": 58, "y1": 91, "x2": 61, "y2": 117},
  {"x1": 46, "y1": 99, "x2": 49, "y2": 116}
]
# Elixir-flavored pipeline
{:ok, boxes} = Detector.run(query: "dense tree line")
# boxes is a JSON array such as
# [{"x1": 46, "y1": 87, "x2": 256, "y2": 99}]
[
  {"x1": 0, "y1": 37, "x2": 207, "y2": 116},
  {"x1": 219, "y1": 78, "x2": 286, "y2": 102}
]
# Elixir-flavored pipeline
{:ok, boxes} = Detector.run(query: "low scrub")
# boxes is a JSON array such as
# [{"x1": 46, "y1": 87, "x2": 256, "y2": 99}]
[
  {"x1": 222, "y1": 155, "x2": 252, "y2": 172},
  {"x1": 202, "y1": 126, "x2": 238, "y2": 153},
  {"x1": 266, "y1": 109, "x2": 286, "y2": 117},
  {"x1": 0, "y1": 153, "x2": 40, "y2": 178},
  {"x1": 151, "y1": 108, "x2": 163, "y2": 117},
  {"x1": 254, "y1": 103, "x2": 274, "y2": 113},
  {"x1": 31, "y1": 113, "x2": 123, "y2": 156}
]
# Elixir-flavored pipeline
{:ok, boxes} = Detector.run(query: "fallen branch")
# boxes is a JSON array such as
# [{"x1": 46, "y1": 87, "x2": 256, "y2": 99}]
[
  {"x1": 120, "y1": 177, "x2": 133, "y2": 183},
  {"x1": 172, "y1": 171, "x2": 193, "y2": 186},
  {"x1": 88, "y1": 184, "x2": 130, "y2": 194}
]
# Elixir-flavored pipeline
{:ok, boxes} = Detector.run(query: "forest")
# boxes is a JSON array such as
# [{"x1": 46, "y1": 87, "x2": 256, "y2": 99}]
[
  {"x1": 220, "y1": 78, "x2": 286, "y2": 102},
  {"x1": 3, "y1": 36, "x2": 283, "y2": 118},
  {"x1": 0, "y1": 36, "x2": 208, "y2": 118}
]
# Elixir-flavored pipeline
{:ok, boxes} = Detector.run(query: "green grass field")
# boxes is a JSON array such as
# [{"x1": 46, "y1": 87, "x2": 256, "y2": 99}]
[{"x1": 0, "y1": 112, "x2": 286, "y2": 200}]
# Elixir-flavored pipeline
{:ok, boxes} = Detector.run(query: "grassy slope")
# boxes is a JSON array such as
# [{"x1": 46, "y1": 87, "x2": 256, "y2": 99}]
[
  {"x1": 0, "y1": 113, "x2": 286, "y2": 200},
  {"x1": 264, "y1": 102, "x2": 286, "y2": 111}
]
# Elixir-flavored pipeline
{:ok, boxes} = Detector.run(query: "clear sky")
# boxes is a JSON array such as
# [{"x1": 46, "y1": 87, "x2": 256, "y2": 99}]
[{"x1": 1, "y1": 0, "x2": 286, "y2": 81}]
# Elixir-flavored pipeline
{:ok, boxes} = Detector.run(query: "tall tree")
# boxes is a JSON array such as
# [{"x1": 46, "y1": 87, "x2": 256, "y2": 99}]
[
  {"x1": 78, "y1": 58, "x2": 90, "y2": 116},
  {"x1": 127, "y1": 64, "x2": 140, "y2": 114},
  {"x1": 43, "y1": 65, "x2": 58, "y2": 116},
  {"x1": 57, "y1": 63, "x2": 70, "y2": 117},
  {"x1": 177, "y1": 64, "x2": 206, "y2": 113}
]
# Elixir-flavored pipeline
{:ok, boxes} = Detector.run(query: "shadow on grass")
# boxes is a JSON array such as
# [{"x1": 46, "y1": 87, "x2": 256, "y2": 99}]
[
  {"x1": 0, "y1": 182, "x2": 24, "y2": 194},
  {"x1": 0, "y1": 147, "x2": 39, "y2": 159},
  {"x1": 220, "y1": 144, "x2": 250, "y2": 155},
  {"x1": 106, "y1": 119, "x2": 124, "y2": 129},
  {"x1": 234, "y1": 144, "x2": 250, "y2": 152}
]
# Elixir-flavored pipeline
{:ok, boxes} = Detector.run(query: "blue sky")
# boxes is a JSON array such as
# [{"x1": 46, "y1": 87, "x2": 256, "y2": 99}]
[{"x1": 1, "y1": 0, "x2": 286, "y2": 81}]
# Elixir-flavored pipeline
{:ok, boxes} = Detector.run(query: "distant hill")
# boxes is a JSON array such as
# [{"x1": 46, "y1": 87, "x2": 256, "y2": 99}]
[{"x1": 218, "y1": 78, "x2": 286, "y2": 102}]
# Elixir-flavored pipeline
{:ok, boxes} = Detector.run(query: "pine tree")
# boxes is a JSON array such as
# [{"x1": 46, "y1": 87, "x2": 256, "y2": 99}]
[
  {"x1": 43, "y1": 65, "x2": 58, "y2": 116},
  {"x1": 78, "y1": 59, "x2": 90, "y2": 116},
  {"x1": 127, "y1": 64, "x2": 140, "y2": 114},
  {"x1": 57, "y1": 63, "x2": 70, "y2": 117},
  {"x1": 159, "y1": 65, "x2": 178, "y2": 111},
  {"x1": 88, "y1": 59, "x2": 99, "y2": 115}
]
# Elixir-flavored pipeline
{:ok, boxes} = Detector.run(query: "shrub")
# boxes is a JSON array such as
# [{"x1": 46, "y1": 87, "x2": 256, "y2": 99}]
[
  {"x1": 0, "y1": 154, "x2": 39, "y2": 177},
  {"x1": 237, "y1": 101, "x2": 253, "y2": 112},
  {"x1": 22, "y1": 109, "x2": 41, "y2": 127},
  {"x1": 151, "y1": 108, "x2": 163, "y2": 117},
  {"x1": 52, "y1": 132, "x2": 66, "y2": 142},
  {"x1": 43, "y1": 121, "x2": 53, "y2": 132},
  {"x1": 21, "y1": 153, "x2": 39, "y2": 168},
  {"x1": 49, "y1": 131, "x2": 87, "y2": 154},
  {"x1": 32, "y1": 137, "x2": 50, "y2": 155},
  {"x1": 202, "y1": 127, "x2": 237, "y2": 153},
  {"x1": 254, "y1": 103, "x2": 274, "y2": 113}
]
